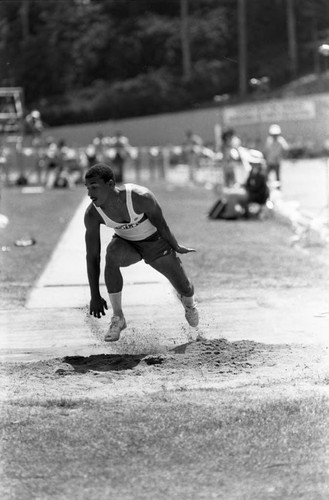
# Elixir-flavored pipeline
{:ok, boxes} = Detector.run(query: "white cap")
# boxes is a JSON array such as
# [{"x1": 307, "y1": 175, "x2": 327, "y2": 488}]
[{"x1": 269, "y1": 124, "x2": 281, "y2": 135}]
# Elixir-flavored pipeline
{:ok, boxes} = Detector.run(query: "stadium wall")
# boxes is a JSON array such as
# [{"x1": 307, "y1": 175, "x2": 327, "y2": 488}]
[{"x1": 48, "y1": 93, "x2": 329, "y2": 152}]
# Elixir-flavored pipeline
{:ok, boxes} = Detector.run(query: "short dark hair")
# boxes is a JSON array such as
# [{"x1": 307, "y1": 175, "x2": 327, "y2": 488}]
[
  {"x1": 221, "y1": 128, "x2": 235, "y2": 143},
  {"x1": 85, "y1": 163, "x2": 115, "y2": 183}
]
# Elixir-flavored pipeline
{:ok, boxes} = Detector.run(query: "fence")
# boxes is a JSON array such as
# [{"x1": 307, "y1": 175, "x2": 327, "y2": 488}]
[{"x1": 0, "y1": 142, "x2": 224, "y2": 190}]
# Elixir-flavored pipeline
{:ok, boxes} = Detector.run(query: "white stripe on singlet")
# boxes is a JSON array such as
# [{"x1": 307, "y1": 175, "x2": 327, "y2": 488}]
[{"x1": 94, "y1": 183, "x2": 157, "y2": 241}]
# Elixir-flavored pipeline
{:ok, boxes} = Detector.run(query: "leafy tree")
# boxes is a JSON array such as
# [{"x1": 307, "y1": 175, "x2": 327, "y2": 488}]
[{"x1": 0, "y1": 0, "x2": 328, "y2": 124}]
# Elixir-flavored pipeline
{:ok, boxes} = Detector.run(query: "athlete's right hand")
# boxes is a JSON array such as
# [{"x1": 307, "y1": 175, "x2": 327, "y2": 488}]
[{"x1": 89, "y1": 297, "x2": 108, "y2": 318}]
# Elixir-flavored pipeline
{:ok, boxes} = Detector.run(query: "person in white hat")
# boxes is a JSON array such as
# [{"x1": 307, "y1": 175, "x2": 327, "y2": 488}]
[{"x1": 264, "y1": 124, "x2": 289, "y2": 188}]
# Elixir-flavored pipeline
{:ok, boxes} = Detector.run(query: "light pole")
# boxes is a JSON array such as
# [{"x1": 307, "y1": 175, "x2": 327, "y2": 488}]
[{"x1": 238, "y1": 0, "x2": 247, "y2": 97}]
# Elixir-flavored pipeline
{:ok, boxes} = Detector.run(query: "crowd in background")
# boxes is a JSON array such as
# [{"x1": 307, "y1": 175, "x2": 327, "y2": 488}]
[
  {"x1": 3, "y1": 112, "x2": 133, "y2": 189},
  {"x1": 1, "y1": 106, "x2": 326, "y2": 223}
]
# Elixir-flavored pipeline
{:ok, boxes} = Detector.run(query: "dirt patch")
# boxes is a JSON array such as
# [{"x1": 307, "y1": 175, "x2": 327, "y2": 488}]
[
  {"x1": 61, "y1": 338, "x2": 257, "y2": 373},
  {"x1": 2, "y1": 338, "x2": 329, "y2": 499},
  {"x1": 2, "y1": 339, "x2": 328, "y2": 403}
]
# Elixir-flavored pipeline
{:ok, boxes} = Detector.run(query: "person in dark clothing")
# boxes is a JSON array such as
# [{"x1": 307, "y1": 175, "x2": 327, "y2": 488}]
[
  {"x1": 242, "y1": 161, "x2": 270, "y2": 218},
  {"x1": 208, "y1": 160, "x2": 269, "y2": 220},
  {"x1": 110, "y1": 131, "x2": 131, "y2": 183},
  {"x1": 244, "y1": 162, "x2": 269, "y2": 205}
]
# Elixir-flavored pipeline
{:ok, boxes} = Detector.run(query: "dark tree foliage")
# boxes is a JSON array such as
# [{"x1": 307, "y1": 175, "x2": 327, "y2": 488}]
[{"x1": 0, "y1": 0, "x2": 328, "y2": 125}]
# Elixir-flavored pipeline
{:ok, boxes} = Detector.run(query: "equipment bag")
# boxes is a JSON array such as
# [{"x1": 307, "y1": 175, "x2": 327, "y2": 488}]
[{"x1": 208, "y1": 198, "x2": 227, "y2": 219}]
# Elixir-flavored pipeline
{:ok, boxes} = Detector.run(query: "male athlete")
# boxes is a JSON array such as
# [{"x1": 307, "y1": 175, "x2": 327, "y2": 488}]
[{"x1": 84, "y1": 163, "x2": 199, "y2": 341}]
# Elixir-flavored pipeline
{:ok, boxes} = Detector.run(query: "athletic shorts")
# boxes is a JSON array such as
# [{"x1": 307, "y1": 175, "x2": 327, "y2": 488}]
[{"x1": 113, "y1": 231, "x2": 174, "y2": 264}]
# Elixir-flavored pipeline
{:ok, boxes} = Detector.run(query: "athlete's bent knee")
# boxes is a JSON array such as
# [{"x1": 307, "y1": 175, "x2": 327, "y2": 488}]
[{"x1": 106, "y1": 246, "x2": 122, "y2": 268}]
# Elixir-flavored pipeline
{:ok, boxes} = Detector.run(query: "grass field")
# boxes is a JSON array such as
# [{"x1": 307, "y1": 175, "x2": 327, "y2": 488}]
[
  {"x1": 2, "y1": 390, "x2": 329, "y2": 499},
  {"x1": 1, "y1": 179, "x2": 329, "y2": 499},
  {"x1": 1, "y1": 179, "x2": 329, "y2": 309},
  {"x1": 0, "y1": 185, "x2": 85, "y2": 309}
]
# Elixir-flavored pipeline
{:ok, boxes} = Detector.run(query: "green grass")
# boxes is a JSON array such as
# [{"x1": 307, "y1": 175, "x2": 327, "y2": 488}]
[
  {"x1": 0, "y1": 185, "x2": 86, "y2": 308},
  {"x1": 152, "y1": 183, "x2": 329, "y2": 294},
  {"x1": 1, "y1": 391, "x2": 329, "y2": 499},
  {"x1": 1, "y1": 180, "x2": 328, "y2": 310},
  {"x1": 2, "y1": 179, "x2": 329, "y2": 499}
]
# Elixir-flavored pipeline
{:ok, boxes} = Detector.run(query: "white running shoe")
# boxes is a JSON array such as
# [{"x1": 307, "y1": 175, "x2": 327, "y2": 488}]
[
  {"x1": 105, "y1": 315, "x2": 127, "y2": 342},
  {"x1": 177, "y1": 294, "x2": 199, "y2": 327},
  {"x1": 184, "y1": 304, "x2": 199, "y2": 327}
]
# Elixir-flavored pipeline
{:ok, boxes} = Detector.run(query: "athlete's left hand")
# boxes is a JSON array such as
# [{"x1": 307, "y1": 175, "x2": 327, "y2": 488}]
[{"x1": 176, "y1": 245, "x2": 196, "y2": 254}]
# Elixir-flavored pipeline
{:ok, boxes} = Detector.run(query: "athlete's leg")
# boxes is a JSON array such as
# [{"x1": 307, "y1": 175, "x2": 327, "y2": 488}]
[
  {"x1": 105, "y1": 236, "x2": 141, "y2": 294},
  {"x1": 149, "y1": 252, "x2": 193, "y2": 296},
  {"x1": 104, "y1": 237, "x2": 141, "y2": 341},
  {"x1": 105, "y1": 237, "x2": 140, "y2": 312},
  {"x1": 149, "y1": 253, "x2": 199, "y2": 326}
]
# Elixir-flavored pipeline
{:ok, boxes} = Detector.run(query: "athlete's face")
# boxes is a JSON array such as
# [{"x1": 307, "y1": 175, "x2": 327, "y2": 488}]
[{"x1": 85, "y1": 175, "x2": 113, "y2": 207}]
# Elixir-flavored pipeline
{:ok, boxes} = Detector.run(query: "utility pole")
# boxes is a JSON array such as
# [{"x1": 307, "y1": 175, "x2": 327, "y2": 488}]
[
  {"x1": 180, "y1": 0, "x2": 192, "y2": 82},
  {"x1": 286, "y1": 0, "x2": 298, "y2": 79},
  {"x1": 238, "y1": 0, "x2": 247, "y2": 97},
  {"x1": 311, "y1": 11, "x2": 320, "y2": 75},
  {"x1": 20, "y1": 0, "x2": 30, "y2": 42}
]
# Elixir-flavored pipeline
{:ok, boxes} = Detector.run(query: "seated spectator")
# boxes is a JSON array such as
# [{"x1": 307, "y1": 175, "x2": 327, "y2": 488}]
[
  {"x1": 244, "y1": 162, "x2": 269, "y2": 206},
  {"x1": 208, "y1": 160, "x2": 269, "y2": 220}
]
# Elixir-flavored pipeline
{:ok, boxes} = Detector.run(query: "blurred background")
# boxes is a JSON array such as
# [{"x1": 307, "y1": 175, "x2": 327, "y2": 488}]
[
  {"x1": 1, "y1": 0, "x2": 329, "y2": 124},
  {"x1": 0, "y1": 0, "x2": 329, "y2": 221}
]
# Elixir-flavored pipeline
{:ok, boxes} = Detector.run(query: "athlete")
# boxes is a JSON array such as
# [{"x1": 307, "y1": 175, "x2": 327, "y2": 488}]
[{"x1": 84, "y1": 163, "x2": 199, "y2": 341}]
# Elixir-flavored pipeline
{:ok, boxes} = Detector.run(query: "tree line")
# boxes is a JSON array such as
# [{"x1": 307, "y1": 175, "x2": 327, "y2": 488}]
[{"x1": 0, "y1": 0, "x2": 328, "y2": 126}]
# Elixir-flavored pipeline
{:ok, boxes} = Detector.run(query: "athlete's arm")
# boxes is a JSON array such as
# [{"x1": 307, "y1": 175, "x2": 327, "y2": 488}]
[
  {"x1": 280, "y1": 136, "x2": 289, "y2": 153},
  {"x1": 84, "y1": 206, "x2": 108, "y2": 317},
  {"x1": 132, "y1": 189, "x2": 195, "y2": 254}
]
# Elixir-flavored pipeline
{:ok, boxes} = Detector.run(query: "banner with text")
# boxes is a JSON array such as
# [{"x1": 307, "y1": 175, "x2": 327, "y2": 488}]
[{"x1": 223, "y1": 99, "x2": 316, "y2": 126}]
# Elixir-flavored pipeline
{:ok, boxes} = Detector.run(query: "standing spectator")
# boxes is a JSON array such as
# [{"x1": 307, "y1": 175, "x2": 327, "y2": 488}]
[
  {"x1": 221, "y1": 128, "x2": 241, "y2": 187},
  {"x1": 25, "y1": 110, "x2": 44, "y2": 147},
  {"x1": 53, "y1": 139, "x2": 76, "y2": 189},
  {"x1": 85, "y1": 144, "x2": 97, "y2": 168},
  {"x1": 183, "y1": 129, "x2": 203, "y2": 183},
  {"x1": 110, "y1": 130, "x2": 131, "y2": 183},
  {"x1": 264, "y1": 124, "x2": 289, "y2": 188},
  {"x1": 45, "y1": 137, "x2": 60, "y2": 188},
  {"x1": 45, "y1": 138, "x2": 75, "y2": 189},
  {"x1": 93, "y1": 131, "x2": 109, "y2": 162},
  {"x1": 25, "y1": 110, "x2": 45, "y2": 184}
]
